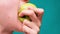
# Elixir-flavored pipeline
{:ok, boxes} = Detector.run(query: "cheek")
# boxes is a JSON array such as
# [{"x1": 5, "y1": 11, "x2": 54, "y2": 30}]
[
  {"x1": 0, "y1": 0, "x2": 19, "y2": 26},
  {"x1": 0, "y1": 10, "x2": 18, "y2": 25},
  {"x1": 0, "y1": 0, "x2": 19, "y2": 11},
  {"x1": 0, "y1": 9, "x2": 18, "y2": 30}
]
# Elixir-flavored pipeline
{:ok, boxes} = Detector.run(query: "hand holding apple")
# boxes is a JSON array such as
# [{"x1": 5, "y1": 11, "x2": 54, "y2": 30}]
[{"x1": 18, "y1": 3, "x2": 37, "y2": 22}]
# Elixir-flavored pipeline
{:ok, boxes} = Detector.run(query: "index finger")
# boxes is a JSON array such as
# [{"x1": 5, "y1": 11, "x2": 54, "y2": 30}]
[{"x1": 29, "y1": 7, "x2": 44, "y2": 21}]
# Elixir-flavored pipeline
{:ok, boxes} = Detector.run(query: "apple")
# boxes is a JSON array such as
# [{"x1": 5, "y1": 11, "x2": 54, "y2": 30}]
[{"x1": 18, "y1": 3, "x2": 37, "y2": 22}]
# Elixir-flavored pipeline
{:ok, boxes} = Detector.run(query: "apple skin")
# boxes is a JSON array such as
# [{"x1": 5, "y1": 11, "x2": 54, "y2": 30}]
[{"x1": 18, "y1": 3, "x2": 37, "y2": 22}]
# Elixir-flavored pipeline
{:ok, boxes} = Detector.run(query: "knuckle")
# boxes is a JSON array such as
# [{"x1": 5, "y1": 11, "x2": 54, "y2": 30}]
[
  {"x1": 28, "y1": 10, "x2": 34, "y2": 16},
  {"x1": 22, "y1": 10, "x2": 34, "y2": 16}
]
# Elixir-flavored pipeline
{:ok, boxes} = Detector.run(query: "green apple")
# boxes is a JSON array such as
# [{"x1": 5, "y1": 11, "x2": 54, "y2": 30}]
[{"x1": 18, "y1": 3, "x2": 37, "y2": 22}]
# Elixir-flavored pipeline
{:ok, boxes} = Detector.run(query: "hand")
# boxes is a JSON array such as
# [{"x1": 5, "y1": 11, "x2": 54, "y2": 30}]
[{"x1": 19, "y1": 7, "x2": 44, "y2": 34}]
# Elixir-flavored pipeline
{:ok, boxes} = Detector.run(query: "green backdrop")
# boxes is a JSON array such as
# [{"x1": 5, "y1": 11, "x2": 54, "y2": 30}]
[{"x1": 13, "y1": 0, "x2": 60, "y2": 34}]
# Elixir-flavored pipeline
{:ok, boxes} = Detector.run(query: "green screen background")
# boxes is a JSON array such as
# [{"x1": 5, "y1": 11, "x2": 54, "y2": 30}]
[{"x1": 13, "y1": 0, "x2": 60, "y2": 34}]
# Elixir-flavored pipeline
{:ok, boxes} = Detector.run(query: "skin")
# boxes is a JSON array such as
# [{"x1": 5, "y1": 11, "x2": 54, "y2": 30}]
[{"x1": 0, "y1": 0, "x2": 44, "y2": 34}]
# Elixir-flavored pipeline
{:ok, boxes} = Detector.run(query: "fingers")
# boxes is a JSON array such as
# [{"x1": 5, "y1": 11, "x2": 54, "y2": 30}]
[
  {"x1": 19, "y1": 8, "x2": 44, "y2": 28},
  {"x1": 18, "y1": 4, "x2": 44, "y2": 34},
  {"x1": 23, "y1": 25, "x2": 37, "y2": 34},
  {"x1": 27, "y1": 8, "x2": 44, "y2": 26},
  {"x1": 23, "y1": 19, "x2": 39, "y2": 32},
  {"x1": 29, "y1": 7, "x2": 44, "y2": 21},
  {"x1": 34, "y1": 8, "x2": 44, "y2": 26},
  {"x1": 19, "y1": 10, "x2": 40, "y2": 23},
  {"x1": 36, "y1": 8, "x2": 44, "y2": 21},
  {"x1": 23, "y1": 19, "x2": 40, "y2": 34}
]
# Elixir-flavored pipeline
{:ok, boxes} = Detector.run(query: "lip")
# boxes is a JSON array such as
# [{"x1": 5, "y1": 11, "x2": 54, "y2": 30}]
[{"x1": 22, "y1": 0, "x2": 29, "y2": 2}]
